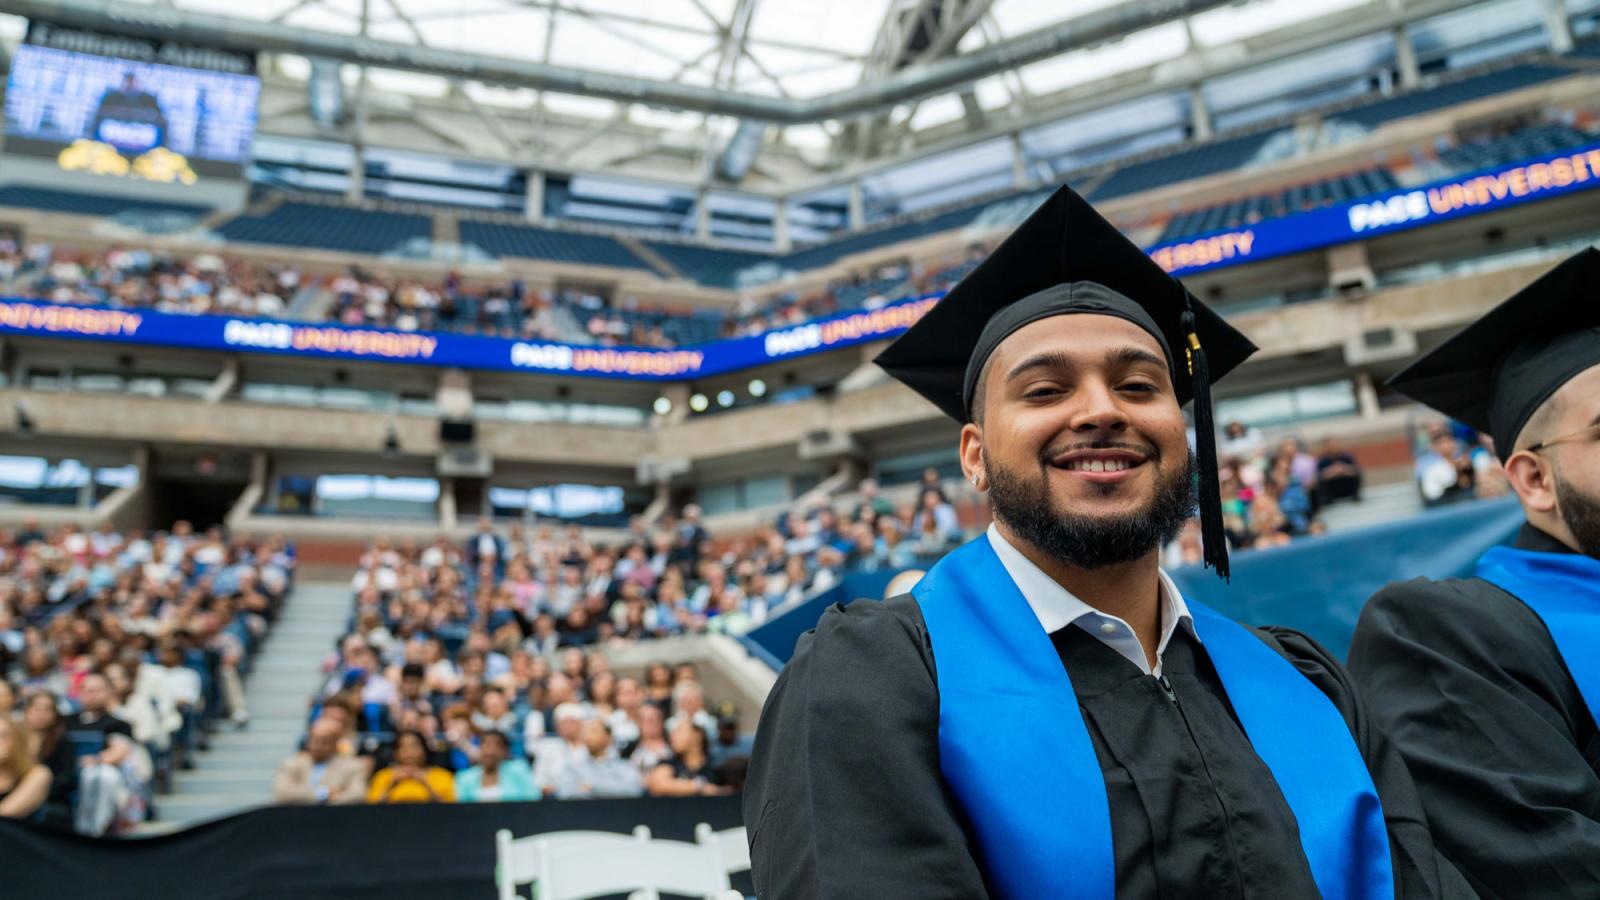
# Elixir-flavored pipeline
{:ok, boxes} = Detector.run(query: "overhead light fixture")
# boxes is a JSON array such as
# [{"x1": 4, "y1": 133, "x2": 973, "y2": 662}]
[
  {"x1": 748, "y1": 379, "x2": 767, "y2": 398},
  {"x1": 689, "y1": 393, "x2": 710, "y2": 413},
  {"x1": 652, "y1": 396, "x2": 673, "y2": 416},
  {"x1": 716, "y1": 390, "x2": 735, "y2": 408}
]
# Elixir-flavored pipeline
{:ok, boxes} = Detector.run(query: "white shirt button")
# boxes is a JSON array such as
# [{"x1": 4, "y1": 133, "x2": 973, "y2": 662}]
[{"x1": 1098, "y1": 621, "x2": 1120, "y2": 635}]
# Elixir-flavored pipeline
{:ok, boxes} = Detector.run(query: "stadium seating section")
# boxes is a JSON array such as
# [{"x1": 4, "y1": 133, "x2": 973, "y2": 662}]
[
  {"x1": 218, "y1": 202, "x2": 432, "y2": 255},
  {"x1": 1324, "y1": 63, "x2": 1570, "y2": 129},
  {"x1": 458, "y1": 221, "x2": 653, "y2": 270},
  {"x1": 1159, "y1": 167, "x2": 1401, "y2": 242},
  {"x1": 0, "y1": 184, "x2": 210, "y2": 218},
  {"x1": 642, "y1": 242, "x2": 774, "y2": 288}
]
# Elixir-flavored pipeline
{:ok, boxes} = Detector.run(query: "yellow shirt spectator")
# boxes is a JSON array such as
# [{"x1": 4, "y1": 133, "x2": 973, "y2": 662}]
[{"x1": 367, "y1": 730, "x2": 456, "y2": 804}]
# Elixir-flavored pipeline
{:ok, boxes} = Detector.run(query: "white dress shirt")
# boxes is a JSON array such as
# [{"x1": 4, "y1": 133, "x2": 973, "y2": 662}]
[{"x1": 986, "y1": 524, "x2": 1197, "y2": 677}]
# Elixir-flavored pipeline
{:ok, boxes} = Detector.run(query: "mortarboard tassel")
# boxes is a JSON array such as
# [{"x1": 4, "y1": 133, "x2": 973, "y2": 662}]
[{"x1": 1181, "y1": 308, "x2": 1231, "y2": 581}]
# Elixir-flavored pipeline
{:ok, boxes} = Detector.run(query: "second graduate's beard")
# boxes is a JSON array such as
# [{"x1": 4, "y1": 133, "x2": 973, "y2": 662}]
[
  {"x1": 985, "y1": 444, "x2": 1197, "y2": 569},
  {"x1": 1555, "y1": 470, "x2": 1600, "y2": 559}
]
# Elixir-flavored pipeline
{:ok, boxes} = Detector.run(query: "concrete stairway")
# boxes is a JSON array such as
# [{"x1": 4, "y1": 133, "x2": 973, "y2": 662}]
[
  {"x1": 150, "y1": 581, "x2": 350, "y2": 829},
  {"x1": 1319, "y1": 480, "x2": 1425, "y2": 534}
]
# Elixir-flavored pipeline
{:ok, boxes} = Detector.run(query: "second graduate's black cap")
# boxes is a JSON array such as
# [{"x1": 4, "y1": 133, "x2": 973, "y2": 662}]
[
  {"x1": 874, "y1": 185, "x2": 1258, "y2": 577},
  {"x1": 1386, "y1": 248, "x2": 1600, "y2": 462}
]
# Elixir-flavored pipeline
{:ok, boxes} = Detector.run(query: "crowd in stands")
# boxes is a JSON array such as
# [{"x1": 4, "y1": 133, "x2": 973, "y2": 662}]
[
  {"x1": 1, "y1": 241, "x2": 304, "y2": 318},
  {"x1": 0, "y1": 521, "x2": 295, "y2": 834},
  {"x1": 1412, "y1": 421, "x2": 1511, "y2": 507},
  {"x1": 274, "y1": 475, "x2": 972, "y2": 807}
]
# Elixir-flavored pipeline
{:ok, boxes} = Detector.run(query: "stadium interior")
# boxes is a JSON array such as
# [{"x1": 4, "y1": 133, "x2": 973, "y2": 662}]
[{"x1": 0, "y1": 0, "x2": 1597, "y2": 893}]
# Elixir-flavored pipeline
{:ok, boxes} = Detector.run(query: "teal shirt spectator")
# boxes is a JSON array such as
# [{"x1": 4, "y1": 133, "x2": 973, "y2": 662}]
[{"x1": 454, "y1": 759, "x2": 538, "y2": 802}]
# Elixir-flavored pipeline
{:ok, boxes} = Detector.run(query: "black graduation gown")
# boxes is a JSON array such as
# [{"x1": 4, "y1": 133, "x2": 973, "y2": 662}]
[
  {"x1": 1348, "y1": 524, "x2": 1600, "y2": 899},
  {"x1": 745, "y1": 593, "x2": 1465, "y2": 900}
]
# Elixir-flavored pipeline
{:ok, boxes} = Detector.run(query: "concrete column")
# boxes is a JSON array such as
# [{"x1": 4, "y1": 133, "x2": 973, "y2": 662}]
[
  {"x1": 1355, "y1": 370, "x2": 1381, "y2": 420},
  {"x1": 1540, "y1": 0, "x2": 1574, "y2": 54},
  {"x1": 773, "y1": 197, "x2": 792, "y2": 253},
  {"x1": 847, "y1": 181, "x2": 865, "y2": 232},
  {"x1": 347, "y1": 0, "x2": 370, "y2": 204},
  {"x1": 524, "y1": 169, "x2": 546, "y2": 224},
  {"x1": 1188, "y1": 84, "x2": 1213, "y2": 141},
  {"x1": 1394, "y1": 24, "x2": 1421, "y2": 89},
  {"x1": 1010, "y1": 133, "x2": 1031, "y2": 188},
  {"x1": 203, "y1": 357, "x2": 239, "y2": 404},
  {"x1": 654, "y1": 384, "x2": 692, "y2": 427},
  {"x1": 439, "y1": 477, "x2": 458, "y2": 530},
  {"x1": 1327, "y1": 242, "x2": 1376, "y2": 294},
  {"x1": 695, "y1": 189, "x2": 713, "y2": 241},
  {"x1": 436, "y1": 368, "x2": 474, "y2": 421}
]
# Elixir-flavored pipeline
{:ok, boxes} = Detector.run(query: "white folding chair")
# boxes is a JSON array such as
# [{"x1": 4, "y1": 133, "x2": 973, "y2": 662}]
[
  {"x1": 694, "y1": 823, "x2": 751, "y2": 875},
  {"x1": 539, "y1": 837, "x2": 731, "y2": 900},
  {"x1": 496, "y1": 826, "x2": 652, "y2": 900}
]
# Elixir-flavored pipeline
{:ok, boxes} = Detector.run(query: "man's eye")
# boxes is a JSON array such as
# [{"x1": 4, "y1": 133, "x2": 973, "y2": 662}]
[
  {"x1": 1120, "y1": 382, "x2": 1157, "y2": 393},
  {"x1": 1024, "y1": 387, "x2": 1061, "y2": 399}
]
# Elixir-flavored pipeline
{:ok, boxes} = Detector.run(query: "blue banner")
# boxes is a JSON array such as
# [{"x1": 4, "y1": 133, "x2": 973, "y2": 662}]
[
  {"x1": 1148, "y1": 142, "x2": 1600, "y2": 276},
  {"x1": 0, "y1": 293, "x2": 939, "y2": 382},
  {"x1": 4, "y1": 145, "x2": 1596, "y2": 380}
]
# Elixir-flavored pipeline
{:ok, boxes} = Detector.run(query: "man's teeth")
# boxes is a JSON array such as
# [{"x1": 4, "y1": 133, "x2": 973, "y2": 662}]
[{"x1": 1063, "y1": 459, "x2": 1134, "y2": 472}]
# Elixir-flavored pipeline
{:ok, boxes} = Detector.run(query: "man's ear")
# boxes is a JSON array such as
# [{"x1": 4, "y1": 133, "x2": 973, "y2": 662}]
[
  {"x1": 1504, "y1": 450, "x2": 1558, "y2": 514},
  {"x1": 960, "y1": 423, "x2": 985, "y2": 489}
]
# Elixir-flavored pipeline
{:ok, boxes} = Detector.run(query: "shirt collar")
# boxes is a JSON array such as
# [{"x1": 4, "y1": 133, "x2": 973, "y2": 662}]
[{"x1": 985, "y1": 522, "x2": 1197, "y2": 651}]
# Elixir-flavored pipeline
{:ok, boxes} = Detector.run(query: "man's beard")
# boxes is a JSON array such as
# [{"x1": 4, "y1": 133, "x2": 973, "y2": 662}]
[
  {"x1": 985, "y1": 442, "x2": 1196, "y2": 569},
  {"x1": 1555, "y1": 470, "x2": 1600, "y2": 559}
]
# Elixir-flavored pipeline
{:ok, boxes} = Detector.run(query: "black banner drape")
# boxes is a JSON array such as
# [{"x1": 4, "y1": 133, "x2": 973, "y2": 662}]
[{"x1": 1, "y1": 796, "x2": 746, "y2": 899}]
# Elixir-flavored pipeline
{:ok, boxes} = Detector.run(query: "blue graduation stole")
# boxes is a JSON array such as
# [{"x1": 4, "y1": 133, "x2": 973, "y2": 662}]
[
  {"x1": 1475, "y1": 545, "x2": 1600, "y2": 727},
  {"x1": 912, "y1": 537, "x2": 1394, "y2": 900}
]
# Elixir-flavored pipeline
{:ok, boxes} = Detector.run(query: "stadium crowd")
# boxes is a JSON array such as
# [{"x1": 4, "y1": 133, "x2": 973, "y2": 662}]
[
  {"x1": 2, "y1": 234, "x2": 988, "y2": 353},
  {"x1": 0, "y1": 521, "x2": 295, "y2": 834},
  {"x1": 2, "y1": 241, "x2": 305, "y2": 318}
]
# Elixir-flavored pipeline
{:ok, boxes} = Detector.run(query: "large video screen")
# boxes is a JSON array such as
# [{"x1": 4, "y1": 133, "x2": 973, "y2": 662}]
[{"x1": 3, "y1": 42, "x2": 260, "y2": 182}]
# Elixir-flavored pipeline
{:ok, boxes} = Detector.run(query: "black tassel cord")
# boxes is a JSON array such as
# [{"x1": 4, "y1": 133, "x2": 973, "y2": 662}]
[{"x1": 1180, "y1": 309, "x2": 1231, "y2": 581}]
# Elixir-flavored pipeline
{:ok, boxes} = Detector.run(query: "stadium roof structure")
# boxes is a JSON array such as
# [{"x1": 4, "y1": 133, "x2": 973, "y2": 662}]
[{"x1": 0, "y1": 0, "x2": 1583, "y2": 237}]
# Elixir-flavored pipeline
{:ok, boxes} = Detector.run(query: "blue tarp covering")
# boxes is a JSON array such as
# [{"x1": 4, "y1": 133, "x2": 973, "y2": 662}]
[{"x1": 742, "y1": 497, "x2": 1526, "y2": 668}]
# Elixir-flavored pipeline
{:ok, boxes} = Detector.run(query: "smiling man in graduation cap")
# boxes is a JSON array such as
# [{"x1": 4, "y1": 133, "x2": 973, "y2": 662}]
[
  {"x1": 743, "y1": 186, "x2": 1464, "y2": 900},
  {"x1": 1348, "y1": 248, "x2": 1600, "y2": 898}
]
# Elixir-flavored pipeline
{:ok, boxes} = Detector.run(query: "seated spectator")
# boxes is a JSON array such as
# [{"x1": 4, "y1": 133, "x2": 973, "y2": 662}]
[
  {"x1": 643, "y1": 662, "x2": 675, "y2": 713},
  {"x1": 273, "y1": 718, "x2": 369, "y2": 805},
  {"x1": 555, "y1": 720, "x2": 643, "y2": 800},
  {"x1": 454, "y1": 730, "x2": 537, "y2": 803},
  {"x1": 0, "y1": 713, "x2": 52, "y2": 820},
  {"x1": 666, "y1": 680, "x2": 716, "y2": 736},
  {"x1": 910, "y1": 489, "x2": 962, "y2": 560},
  {"x1": 1314, "y1": 437, "x2": 1363, "y2": 506},
  {"x1": 645, "y1": 718, "x2": 729, "y2": 797},
  {"x1": 63, "y1": 673, "x2": 142, "y2": 835},
  {"x1": 368, "y1": 730, "x2": 455, "y2": 804},
  {"x1": 607, "y1": 676, "x2": 645, "y2": 747},
  {"x1": 625, "y1": 704, "x2": 673, "y2": 776},
  {"x1": 1220, "y1": 420, "x2": 1264, "y2": 460},
  {"x1": 21, "y1": 691, "x2": 74, "y2": 824},
  {"x1": 1416, "y1": 425, "x2": 1475, "y2": 506},
  {"x1": 709, "y1": 707, "x2": 753, "y2": 769},
  {"x1": 531, "y1": 703, "x2": 589, "y2": 797}
]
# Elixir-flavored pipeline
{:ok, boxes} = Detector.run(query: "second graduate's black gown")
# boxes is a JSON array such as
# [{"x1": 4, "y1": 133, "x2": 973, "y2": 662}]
[
  {"x1": 745, "y1": 594, "x2": 1469, "y2": 900},
  {"x1": 1349, "y1": 524, "x2": 1600, "y2": 900}
]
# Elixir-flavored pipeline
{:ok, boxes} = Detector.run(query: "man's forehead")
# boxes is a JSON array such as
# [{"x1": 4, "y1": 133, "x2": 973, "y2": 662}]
[
  {"x1": 1549, "y1": 360, "x2": 1600, "y2": 420},
  {"x1": 989, "y1": 311, "x2": 1168, "y2": 369}
]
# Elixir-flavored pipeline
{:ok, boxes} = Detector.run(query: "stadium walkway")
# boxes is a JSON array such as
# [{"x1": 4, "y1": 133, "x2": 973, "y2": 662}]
[{"x1": 147, "y1": 581, "x2": 349, "y2": 830}]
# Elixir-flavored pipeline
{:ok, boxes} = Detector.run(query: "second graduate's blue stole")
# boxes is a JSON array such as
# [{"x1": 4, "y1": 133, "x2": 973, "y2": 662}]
[
  {"x1": 912, "y1": 536, "x2": 1394, "y2": 900},
  {"x1": 1475, "y1": 545, "x2": 1600, "y2": 726}
]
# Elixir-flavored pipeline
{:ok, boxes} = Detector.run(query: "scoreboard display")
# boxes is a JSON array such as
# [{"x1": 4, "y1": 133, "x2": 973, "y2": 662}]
[{"x1": 3, "y1": 21, "x2": 261, "y2": 183}]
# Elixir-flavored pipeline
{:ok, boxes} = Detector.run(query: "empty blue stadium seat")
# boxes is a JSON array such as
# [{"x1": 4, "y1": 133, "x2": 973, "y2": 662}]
[
  {"x1": 1328, "y1": 64, "x2": 1570, "y2": 129},
  {"x1": 1090, "y1": 130, "x2": 1285, "y2": 202},
  {"x1": 643, "y1": 242, "x2": 773, "y2": 288},
  {"x1": 0, "y1": 184, "x2": 210, "y2": 218},
  {"x1": 1438, "y1": 123, "x2": 1592, "y2": 173},
  {"x1": 218, "y1": 202, "x2": 431, "y2": 255},
  {"x1": 458, "y1": 221, "x2": 652, "y2": 270},
  {"x1": 1157, "y1": 166, "x2": 1400, "y2": 243}
]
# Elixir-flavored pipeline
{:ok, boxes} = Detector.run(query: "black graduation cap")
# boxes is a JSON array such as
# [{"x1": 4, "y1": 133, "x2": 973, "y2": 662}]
[
  {"x1": 1387, "y1": 247, "x2": 1600, "y2": 462},
  {"x1": 875, "y1": 185, "x2": 1258, "y2": 578}
]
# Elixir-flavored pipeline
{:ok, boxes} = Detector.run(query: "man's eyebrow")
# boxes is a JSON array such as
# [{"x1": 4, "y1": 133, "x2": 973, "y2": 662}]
[
  {"x1": 1003, "y1": 350, "x2": 1077, "y2": 384},
  {"x1": 1106, "y1": 346, "x2": 1168, "y2": 371}
]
